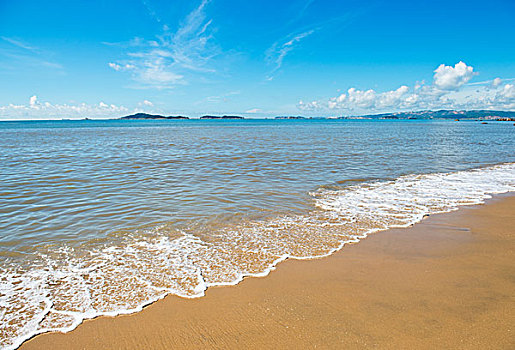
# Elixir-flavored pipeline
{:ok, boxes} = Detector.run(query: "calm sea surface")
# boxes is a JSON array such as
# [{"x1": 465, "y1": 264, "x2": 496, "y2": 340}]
[{"x1": 1, "y1": 119, "x2": 514, "y2": 349}]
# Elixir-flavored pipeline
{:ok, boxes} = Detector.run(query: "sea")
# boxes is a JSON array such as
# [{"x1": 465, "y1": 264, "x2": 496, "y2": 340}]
[{"x1": 0, "y1": 118, "x2": 514, "y2": 349}]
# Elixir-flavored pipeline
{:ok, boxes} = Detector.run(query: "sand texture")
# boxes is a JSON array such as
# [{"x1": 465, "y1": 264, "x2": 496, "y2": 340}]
[{"x1": 21, "y1": 195, "x2": 515, "y2": 349}]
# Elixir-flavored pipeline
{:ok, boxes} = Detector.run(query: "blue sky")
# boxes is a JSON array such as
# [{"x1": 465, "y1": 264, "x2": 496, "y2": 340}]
[{"x1": 1, "y1": 0, "x2": 514, "y2": 119}]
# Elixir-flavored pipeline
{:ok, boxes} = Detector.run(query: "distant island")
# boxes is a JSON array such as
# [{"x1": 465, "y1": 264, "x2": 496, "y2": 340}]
[
  {"x1": 200, "y1": 115, "x2": 244, "y2": 119},
  {"x1": 119, "y1": 113, "x2": 246, "y2": 120},
  {"x1": 118, "y1": 110, "x2": 515, "y2": 121},
  {"x1": 120, "y1": 113, "x2": 189, "y2": 120}
]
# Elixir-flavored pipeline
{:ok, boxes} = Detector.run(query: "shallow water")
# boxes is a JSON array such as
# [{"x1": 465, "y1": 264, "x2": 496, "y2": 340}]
[{"x1": 0, "y1": 119, "x2": 514, "y2": 349}]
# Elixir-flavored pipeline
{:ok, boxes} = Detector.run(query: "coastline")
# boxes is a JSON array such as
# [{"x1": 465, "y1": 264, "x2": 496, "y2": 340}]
[{"x1": 20, "y1": 193, "x2": 515, "y2": 349}]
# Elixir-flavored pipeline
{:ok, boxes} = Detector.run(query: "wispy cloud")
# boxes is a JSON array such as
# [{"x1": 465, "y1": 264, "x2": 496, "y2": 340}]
[
  {"x1": 141, "y1": 0, "x2": 162, "y2": 23},
  {"x1": 1, "y1": 36, "x2": 38, "y2": 51},
  {"x1": 266, "y1": 29, "x2": 315, "y2": 80},
  {"x1": 466, "y1": 77, "x2": 515, "y2": 86},
  {"x1": 108, "y1": 0, "x2": 218, "y2": 89},
  {"x1": 264, "y1": 1, "x2": 359, "y2": 81},
  {"x1": 263, "y1": 0, "x2": 321, "y2": 81},
  {"x1": 0, "y1": 36, "x2": 63, "y2": 71},
  {"x1": 286, "y1": 0, "x2": 316, "y2": 27},
  {"x1": 194, "y1": 90, "x2": 240, "y2": 105}
]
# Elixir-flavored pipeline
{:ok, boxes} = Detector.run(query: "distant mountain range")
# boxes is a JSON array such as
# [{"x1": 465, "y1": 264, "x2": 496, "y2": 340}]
[
  {"x1": 119, "y1": 110, "x2": 515, "y2": 121},
  {"x1": 349, "y1": 110, "x2": 515, "y2": 120}
]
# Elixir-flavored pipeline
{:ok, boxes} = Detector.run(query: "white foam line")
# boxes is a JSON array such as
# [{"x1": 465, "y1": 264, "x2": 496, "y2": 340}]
[
  {"x1": 2, "y1": 163, "x2": 515, "y2": 350},
  {"x1": 3, "y1": 253, "x2": 292, "y2": 350}
]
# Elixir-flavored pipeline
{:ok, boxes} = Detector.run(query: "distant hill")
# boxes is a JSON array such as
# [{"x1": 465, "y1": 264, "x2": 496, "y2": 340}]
[
  {"x1": 345, "y1": 110, "x2": 515, "y2": 120},
  {"x1": 120, "y1": 113, "x2": 189, "y2": 120}
]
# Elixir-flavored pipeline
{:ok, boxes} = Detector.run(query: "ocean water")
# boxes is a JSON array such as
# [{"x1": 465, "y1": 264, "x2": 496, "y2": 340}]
[{"x1": 0, "y1": 119, "x2": 514, "y2": 349}]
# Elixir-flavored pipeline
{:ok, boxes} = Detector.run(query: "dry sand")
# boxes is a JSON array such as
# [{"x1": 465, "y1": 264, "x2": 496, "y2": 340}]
[{"x1": 21, "y1": 195, "x2": 515, "y2": 349}]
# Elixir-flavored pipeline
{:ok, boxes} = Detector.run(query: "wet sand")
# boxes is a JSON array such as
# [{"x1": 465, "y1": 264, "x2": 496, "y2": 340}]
[{"x1": 21, "y1": 194, "x2": 515, "y2": 349}]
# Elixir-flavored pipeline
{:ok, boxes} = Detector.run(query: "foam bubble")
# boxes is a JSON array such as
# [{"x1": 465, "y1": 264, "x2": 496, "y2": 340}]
[{"x1": 1, "y1": 163, "x2": 514, "y2": 349}]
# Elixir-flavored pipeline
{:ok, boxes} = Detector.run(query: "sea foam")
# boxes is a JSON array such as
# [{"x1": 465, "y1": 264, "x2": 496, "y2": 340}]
[{"x1": 1, "y1": 163, "x2": 514, "y2": 350}]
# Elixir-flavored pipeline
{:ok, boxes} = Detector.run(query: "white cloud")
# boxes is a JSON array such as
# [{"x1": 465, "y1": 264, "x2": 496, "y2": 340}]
[
  {"x1": 327, "y1": 86, "x2": 411, "y2": 111},
  {"x1": 135, "y1": 57, "x2": 184, "y2": 86},
  {"x1": 324, "y1": 85, "x2": 447, "y2": 112},
  {"x1": 245, "y1": 108, "x2": 262, "y2": 113},
  {"x1": 108, "y1": 62, "x2": 122, "y2": 71},
  {"x1": 143, "y1": 100, "x2": 153, "y2": 106},
  {"x1": 492, "y1": 77, "x2": 502, "y2": 87},
  {"x1": 298, "y1": 100, "x2": 322, "y2": 111},
  {"x1": 108, "y1": 0, "x2": 217, "y2": 89},
  {"x1": 29, "y1": 95, "x2": 38, "y2": 107},
  {"x1": 454, "y1": 83, "x2": 515, "y2": 110},
  {"x1": 377, "y1": 85, "x2": 409, "y2": 108},
  {"x1": 0, "y1": 96, "x2": 129, "y2": 119},
  {"x1": 345, "y1": 88, "x2": 376, "y2": 108},
  {"x1": 298, "y1": 62, "x2": 515, "y2": 114},
  {"x1": 433, "y1": 61, "x2": 475, "y2": 90},
  {"x1": 500, "y1": 84, "x2": 515, "y2": 99},
  {"x1": 493, "y1": 83, "x2": 515, "y2": 109}
]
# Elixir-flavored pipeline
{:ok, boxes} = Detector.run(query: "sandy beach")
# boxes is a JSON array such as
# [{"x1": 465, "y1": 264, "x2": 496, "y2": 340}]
[
  {"x1": 3, "y1": 2, "x2": 515, "y2": 348},
  {"x1": 21, "y1": 194, "x2": 515, "y2": 349}
]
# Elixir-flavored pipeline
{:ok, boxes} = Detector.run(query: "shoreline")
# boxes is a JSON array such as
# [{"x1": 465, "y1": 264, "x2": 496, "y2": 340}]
[
  {"x1": 20, "y1": 193, "x2": 515, "y2": 349},
  {"x1": 3, "y1": 162, "x2": 514, "y2": 350}
]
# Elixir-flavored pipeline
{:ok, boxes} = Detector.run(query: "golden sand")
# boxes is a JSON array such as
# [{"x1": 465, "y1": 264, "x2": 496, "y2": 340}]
[{"x1": 21, "y1": 195, "x2": 515, "y2": 349}]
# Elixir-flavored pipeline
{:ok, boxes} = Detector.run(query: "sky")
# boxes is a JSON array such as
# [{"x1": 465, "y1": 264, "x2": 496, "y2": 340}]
[{"x1": 1, "y1": 0, "x2": 514, "y2": 119}]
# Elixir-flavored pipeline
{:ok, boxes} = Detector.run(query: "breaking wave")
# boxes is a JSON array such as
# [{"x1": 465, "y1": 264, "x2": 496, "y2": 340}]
[{"x1": 1, "y1": 163, "x2": 514, "y2": 349}]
